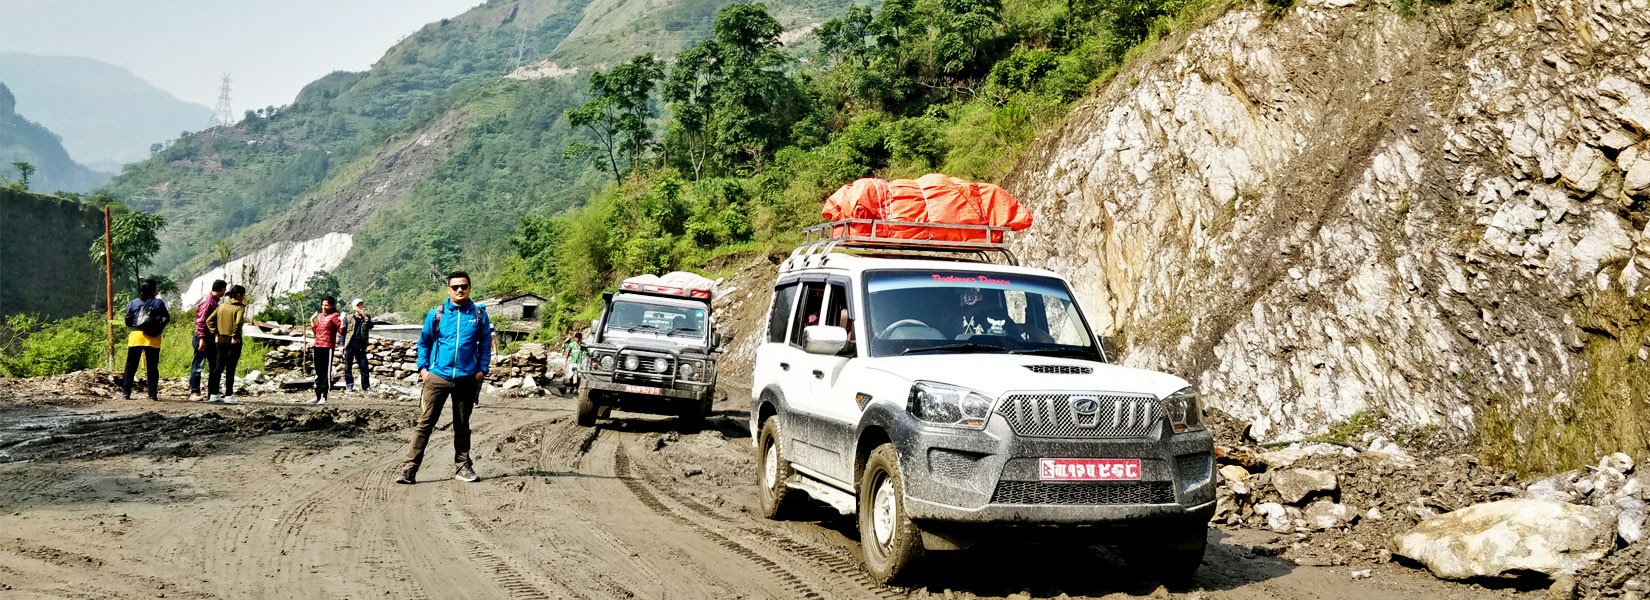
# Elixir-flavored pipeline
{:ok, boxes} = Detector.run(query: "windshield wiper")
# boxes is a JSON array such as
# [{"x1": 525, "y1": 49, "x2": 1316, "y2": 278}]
[
  {"x1": 902, "y1": 342, "x2": 1010, "y2": 356},
  {"x1": 1010, "y1": 347, "x2": 1096, "y2": 359},
  {"x1": 666, "y1": 328, "x2": 700, "y2": 337}
]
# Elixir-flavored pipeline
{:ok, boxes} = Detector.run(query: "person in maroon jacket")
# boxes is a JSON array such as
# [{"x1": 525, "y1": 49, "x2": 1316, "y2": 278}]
[
  {"x1": 309, "y1": 296, "x2": 343, "y2": 405},
  {"x1": 189, "y1": 280, "x2": 227, "y2": 402}
]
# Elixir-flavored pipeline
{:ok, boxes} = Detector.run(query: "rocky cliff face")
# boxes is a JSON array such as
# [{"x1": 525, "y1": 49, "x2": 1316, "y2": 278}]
[{"x1": 1004, "y1": 0, "x2": 1650, "y2": 464}]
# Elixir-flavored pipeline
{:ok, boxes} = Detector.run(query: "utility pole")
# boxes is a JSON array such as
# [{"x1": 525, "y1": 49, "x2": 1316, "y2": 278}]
[
  {"x1": 104, "y1": 206, "x2": 114, "y2": 371},
  {"x1": 514, "y1": 29, "x2": 528, "y2": 70}
]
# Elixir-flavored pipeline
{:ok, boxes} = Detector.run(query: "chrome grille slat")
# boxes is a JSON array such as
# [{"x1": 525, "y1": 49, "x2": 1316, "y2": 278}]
[{"x1": 996, "y1": 393, "x2": 1161, "y2": 439}]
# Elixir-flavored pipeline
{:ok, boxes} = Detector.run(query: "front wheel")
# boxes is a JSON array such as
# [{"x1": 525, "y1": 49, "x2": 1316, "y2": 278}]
[
  {"x1": 756, "y1": 418, "x2": 799, "y2": 519},
  {"x1": 576, "y1": 387, "x2": 597, "y2": 427},
  {"x1": 858, "y1": 444, "x2": 923, "y2": 585},
  {"x1": 1134, "y1": 524, "x2": 1208, "y2": 585},
  {"x1": 677, "y1": 394, "x2": 710, "y2": 432}
]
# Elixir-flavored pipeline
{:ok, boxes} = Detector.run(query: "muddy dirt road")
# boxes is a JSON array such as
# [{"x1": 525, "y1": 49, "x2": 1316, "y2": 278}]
[{"x1": 0, "y1": 387, "x2": 1536, "y2": 600}]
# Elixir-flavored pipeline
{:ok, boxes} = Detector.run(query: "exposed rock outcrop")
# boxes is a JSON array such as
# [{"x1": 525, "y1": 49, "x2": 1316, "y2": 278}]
[{"x1": 1005, "y1": 0, "x2": 1650, "y2": 448}]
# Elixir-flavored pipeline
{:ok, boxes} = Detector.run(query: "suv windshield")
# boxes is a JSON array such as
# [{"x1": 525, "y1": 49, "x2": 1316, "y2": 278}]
[
  {"x1": 605, "y1": 299, "x2": 708, "y2": 341},
  {"x1": 864, "y1": 270, "x2": 1102, "y2": 361}
]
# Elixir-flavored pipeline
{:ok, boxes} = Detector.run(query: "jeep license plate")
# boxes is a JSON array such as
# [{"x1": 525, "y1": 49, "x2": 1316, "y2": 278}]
[
  {"x1": 1038, "y1": 458, "x2": 1142, "y2": 481},
  {"x1": 623, "y1": 385, "x2": 662, "y2": 395}
]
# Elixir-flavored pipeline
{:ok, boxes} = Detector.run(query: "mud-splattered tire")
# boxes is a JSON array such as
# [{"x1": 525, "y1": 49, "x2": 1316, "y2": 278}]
[
  {"x1": 576, "y1": 387, "x2": 597, "y2": 427},
  {"x1": 677, "y1": 395, "x2": 710, "y2": 432},
  {"x1": 858, "y1": 443, "x2": 923, "y2": 585},
  {"x1": 756, "y1": 418, "x2": 799, "y2": 520},
  {"x1": 1136, "y1": 524, "x2": 1207, "y2": 585}
]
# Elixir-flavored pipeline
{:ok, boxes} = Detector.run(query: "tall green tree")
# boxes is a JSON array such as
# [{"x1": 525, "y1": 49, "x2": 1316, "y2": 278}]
[
  {"x1": 664, "y1": 3, "x2": 804, "y2": 178},
  {"x1": 10, "y1": 161, "x2": 34, "y2": 189},
  {"x1": 89, "y1": 206, "x2": 167, "y2": 292},
  {"x1": 567, "y1": 54, "x2": 666, "y2": 184}
]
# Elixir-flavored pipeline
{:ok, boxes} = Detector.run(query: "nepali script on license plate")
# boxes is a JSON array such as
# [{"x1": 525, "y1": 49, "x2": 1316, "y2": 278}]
[
  {"x1": 1038, "y1": 458, "x2": 1142, "y2": 482},
  {"x1": 623, "y1": 385, "x2": 662, "y2": 395}
]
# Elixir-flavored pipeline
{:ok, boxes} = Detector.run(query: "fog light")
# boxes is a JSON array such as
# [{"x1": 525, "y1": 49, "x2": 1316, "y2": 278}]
[{"x1": 624, "y1": 355, "x2": 639, "y2": 371}]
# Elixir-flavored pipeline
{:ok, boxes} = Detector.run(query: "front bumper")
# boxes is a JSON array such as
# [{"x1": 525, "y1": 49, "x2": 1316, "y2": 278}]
[
  {"x1": 582, "y1": 372, "x2": 711, "y2": 410},
  {"x1": 895, "y1": 413, "x2": 1216, "y2": 528}
]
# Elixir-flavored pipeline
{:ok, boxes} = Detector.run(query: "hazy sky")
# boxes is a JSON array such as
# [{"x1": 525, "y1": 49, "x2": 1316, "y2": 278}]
[{"x1": 0, "y1": 0, "x2": 480, "y2": 110}]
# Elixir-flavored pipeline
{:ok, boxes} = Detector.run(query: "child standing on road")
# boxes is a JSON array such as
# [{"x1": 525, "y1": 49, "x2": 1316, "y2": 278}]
[{"x1": 310, "y1": 296, "x2": 343, "y2": 405}]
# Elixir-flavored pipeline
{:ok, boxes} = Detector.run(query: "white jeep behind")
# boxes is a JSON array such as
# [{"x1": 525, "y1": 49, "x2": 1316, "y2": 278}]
[{"x1": 750, "y1": 222, "x2": 1216, "y2": 584}]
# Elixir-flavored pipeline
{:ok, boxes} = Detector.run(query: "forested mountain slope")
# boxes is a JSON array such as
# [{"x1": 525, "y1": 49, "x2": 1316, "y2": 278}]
[{"x1": 0, "y1": 84, "x2": 108, "y2": 193}]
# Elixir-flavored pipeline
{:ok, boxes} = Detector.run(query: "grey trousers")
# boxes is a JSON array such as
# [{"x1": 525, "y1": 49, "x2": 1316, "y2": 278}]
[{"x1": 401, "y1": 374, "x2": 478, "y2": 472}]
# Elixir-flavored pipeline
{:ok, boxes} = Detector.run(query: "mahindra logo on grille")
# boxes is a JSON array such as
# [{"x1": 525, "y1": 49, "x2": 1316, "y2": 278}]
[{"x1": 1071, "y1": 397, "x2": 1100, "y2": 428}]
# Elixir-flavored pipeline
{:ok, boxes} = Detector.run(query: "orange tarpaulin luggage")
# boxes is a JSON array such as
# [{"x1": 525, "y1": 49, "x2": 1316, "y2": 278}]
[{"x1": 817, "y1": 173, "x2": 1033, "y2": 240}]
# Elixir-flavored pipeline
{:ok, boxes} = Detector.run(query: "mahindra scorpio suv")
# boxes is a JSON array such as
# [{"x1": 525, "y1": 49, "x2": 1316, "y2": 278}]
[{"x1": 750, "y1": 224, "x2": 1215, "y2": 584}]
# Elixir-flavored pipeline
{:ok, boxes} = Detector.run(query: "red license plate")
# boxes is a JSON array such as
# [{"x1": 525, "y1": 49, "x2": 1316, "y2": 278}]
[
  {"x1": 1038, "y1": 458, "x2": 1142, "y2": 481},
  {"x1": 623, "y1": 385, "x2": 662, "y2": 395}
]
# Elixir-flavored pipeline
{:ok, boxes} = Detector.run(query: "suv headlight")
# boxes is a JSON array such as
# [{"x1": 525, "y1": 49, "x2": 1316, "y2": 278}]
[
  {"x1": 1164, "y1": 386, "x2": 1205, "y2": 433},
  {"x1": 908, "y1": 381, "x2": 994, "y2": 430},
  {"x1": 597, "y1": 354, "x2": 615, "y2": 371}
]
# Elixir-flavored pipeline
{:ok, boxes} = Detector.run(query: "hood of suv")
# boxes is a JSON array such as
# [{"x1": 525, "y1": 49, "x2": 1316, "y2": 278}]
[{"x1": 864, "y1": 355, "x2": 1188, "y2": 399}]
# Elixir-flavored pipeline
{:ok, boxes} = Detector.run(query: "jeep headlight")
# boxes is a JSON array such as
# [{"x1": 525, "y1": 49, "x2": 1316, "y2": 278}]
[
  {"x1": 598, "y1": 355, "x2": 615, "y2": 371},
  {"x1": 652, "y1": 357, "x2": 669, "y2": 373},
  {"x1": 1164, "y1": 386, "x2": 1205, "y2": 433},
  {"x1": 678, "y1": 362, "x2": 695, "y2": 379},
  {"x1": 908, "y1": 381, "x2": 994, "y2": 430},
  {"x1": 624, "y1": 355, "x2": 640, "y2": 371}
]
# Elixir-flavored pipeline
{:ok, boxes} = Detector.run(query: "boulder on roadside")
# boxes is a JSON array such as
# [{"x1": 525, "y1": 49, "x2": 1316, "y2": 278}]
[
  {"x1": 1220, "y1": 465, "x2": 1252, "y2": 483},
  {"x1": 1274, "y1": 468, "x2": 1338, "y2": 504},
  {"x1": 1304, "y1": 500, "x2": 1358, "y2": 530},
  {"x1": 1393, "y1": 498, "x2": 1615, "y2": 579},
  {"x1": 1256, "y1": 502, "x2": 1292, "y2": 533}
]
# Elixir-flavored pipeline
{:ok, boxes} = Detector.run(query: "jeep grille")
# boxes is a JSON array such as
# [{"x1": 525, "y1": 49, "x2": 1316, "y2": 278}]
[
  {"x1": 996, "y1": 393, "x2": 1161, "y2": 439},
  {"x1": 990, "y1": 480, "x2": 1175, "y2": 505},
  {"x1": 1023, "y1": 364, "x2": 1093, "y2": 374}
]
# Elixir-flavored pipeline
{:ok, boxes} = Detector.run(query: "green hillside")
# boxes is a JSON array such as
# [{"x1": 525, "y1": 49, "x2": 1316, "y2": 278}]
[{"x1": 1, "y1": 84, "x2": 109, "y2": 193}]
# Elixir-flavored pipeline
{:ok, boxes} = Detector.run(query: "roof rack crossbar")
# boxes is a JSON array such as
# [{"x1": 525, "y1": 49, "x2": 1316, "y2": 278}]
[{"x1": 786, "y1": 220, "x2": 1020, "y2": 269}]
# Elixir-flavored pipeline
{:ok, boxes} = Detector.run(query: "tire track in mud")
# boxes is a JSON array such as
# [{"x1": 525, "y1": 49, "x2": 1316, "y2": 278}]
[
  {"x1": 618, "y1": 442, "x2": 908, "y2": 600},
  {"x1": 613, "y1": 444, "x2": 827, "y2": 600},
  {"x1": 436, "y1": 499, "x2": 574, "y2": 600}
]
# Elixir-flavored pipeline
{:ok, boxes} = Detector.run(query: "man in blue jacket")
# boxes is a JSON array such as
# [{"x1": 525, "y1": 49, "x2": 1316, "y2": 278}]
[{"x1": 397, "y1": 271, "x2": 492, "y2": 484}]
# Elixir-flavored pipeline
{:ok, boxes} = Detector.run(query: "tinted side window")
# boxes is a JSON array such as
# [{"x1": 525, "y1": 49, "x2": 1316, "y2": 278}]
[
  {"x1": 791, "y1": 282, "x2": 828, "y2": 346},
  {"x1": 768, "y1": 284, "x2": 799, "y2": 343}
]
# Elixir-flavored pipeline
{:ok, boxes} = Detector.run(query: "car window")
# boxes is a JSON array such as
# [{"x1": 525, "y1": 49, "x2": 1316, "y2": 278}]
[
  {"x1": 790, "y1": 282, "x2": 827, "y2": 346},
  {"x1": 864, "y1": 270, "x2": 1101, "y2": 360},
  {"x1": 768, "y1": 284, "x2": 798, "y2": 343}
]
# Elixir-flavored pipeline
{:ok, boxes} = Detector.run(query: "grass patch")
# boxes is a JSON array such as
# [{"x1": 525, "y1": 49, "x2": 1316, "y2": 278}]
[{"x1": 1309, "y1": 410, "x2": 1387, "y2": 445}]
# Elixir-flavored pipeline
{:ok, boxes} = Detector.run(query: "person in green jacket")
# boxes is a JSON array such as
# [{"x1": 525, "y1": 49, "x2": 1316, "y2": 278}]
[{"x1": 206, "y1": 285, "x2": 248, "y2": 403}]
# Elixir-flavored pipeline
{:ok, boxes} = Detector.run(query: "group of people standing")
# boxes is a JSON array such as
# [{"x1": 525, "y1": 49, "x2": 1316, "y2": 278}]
[
  {"x1": 121, "y1": 270, "x2": 495, "y2": 486},
  {"x1": 304, "y1": 295, "x2": 376, "y2": 404}
]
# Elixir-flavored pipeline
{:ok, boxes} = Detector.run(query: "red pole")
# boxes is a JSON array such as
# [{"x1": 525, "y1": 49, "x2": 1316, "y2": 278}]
[{"x1": 104, "y1": 206, "x2": 114, "y2": 371}]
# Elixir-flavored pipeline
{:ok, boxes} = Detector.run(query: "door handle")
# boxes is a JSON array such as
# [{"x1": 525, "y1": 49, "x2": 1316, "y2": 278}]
[
  {"x1": 812, "y1": 370, "x2": 824, "y2": 379},
  {"x1": 780, "y1": 362, "x2": 790, "y2": 371}
]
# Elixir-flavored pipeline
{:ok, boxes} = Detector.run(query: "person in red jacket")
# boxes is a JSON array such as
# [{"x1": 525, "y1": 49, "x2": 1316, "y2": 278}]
[
  {"x1": 309, "y1": 296, "x2": 343, "y2": 405},
  {"x1": 189, "y1": 279, "x2": 226, "y2": 402}
]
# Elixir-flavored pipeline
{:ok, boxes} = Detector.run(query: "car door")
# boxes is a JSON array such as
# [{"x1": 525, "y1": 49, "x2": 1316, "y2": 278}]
[
  {"x1": 782, "y1": 280, "x2": 832, "y2": 473},
  {"x1": 798, "y1": 278, "x2": 861, "y2": 484}
]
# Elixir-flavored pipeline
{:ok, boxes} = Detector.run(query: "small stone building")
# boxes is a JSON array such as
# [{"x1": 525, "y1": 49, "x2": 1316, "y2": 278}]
[{"x1": 479, "y1": 292, "x2": 546, "y2": 344}]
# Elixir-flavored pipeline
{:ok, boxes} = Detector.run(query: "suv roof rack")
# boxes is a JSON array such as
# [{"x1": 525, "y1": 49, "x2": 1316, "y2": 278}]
[{"x1": 784, "y1": 220, "x2": 1019, "y2": 272}]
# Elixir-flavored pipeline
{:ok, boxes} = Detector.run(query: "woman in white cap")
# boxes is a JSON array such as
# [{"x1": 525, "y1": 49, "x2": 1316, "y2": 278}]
[{"x1": 340, "y1": 298, "x2": 375, "y2": 392}]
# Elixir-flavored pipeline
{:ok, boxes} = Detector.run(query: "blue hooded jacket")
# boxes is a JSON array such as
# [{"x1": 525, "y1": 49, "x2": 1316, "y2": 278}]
[{"x1": 416, "y1": 298, "x2": 493, "y2": 381}]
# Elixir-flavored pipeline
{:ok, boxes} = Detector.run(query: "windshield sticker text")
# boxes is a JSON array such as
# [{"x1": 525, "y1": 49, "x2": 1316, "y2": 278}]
[{"x1": 932, "y1": 274, "x2": 1011, "y2": 286}]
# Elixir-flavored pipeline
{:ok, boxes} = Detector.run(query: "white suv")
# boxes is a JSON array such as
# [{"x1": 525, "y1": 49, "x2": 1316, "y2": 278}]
[{"x1": 750, "y1": 223, "x2": 1215, "y2": 584}]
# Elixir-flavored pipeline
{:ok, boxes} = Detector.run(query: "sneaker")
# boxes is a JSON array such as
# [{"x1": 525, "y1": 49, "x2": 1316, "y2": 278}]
[
  {"x1": 395, "y1": 467, "x2": 416, "y2": 484},
  {"x1": 122, "y1": 394, "x2": 132, "y2": 401},
  {"x1": 207, "y1": 395, "x2": 220, "y2": 403},
  {"x1": 317, "y1": 397, "x2": 328, "y2": 405},
  {"x1": 189, "y1": 394, "x2": 202, "y2": 402},
  {"x1": 455, "y1": 463, "x2": 479, "y2": 483},
  {"x1": 221, "y1": 395, "x2": 238, "y2": 404}
]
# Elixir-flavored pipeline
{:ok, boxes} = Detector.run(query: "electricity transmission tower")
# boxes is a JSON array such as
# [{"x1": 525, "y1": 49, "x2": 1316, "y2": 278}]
[{"x1": 210, "y1": 73, "x2": 234, "y2": 128}]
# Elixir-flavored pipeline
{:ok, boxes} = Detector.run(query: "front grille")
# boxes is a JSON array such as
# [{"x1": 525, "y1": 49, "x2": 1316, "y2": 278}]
[
  {"x1": 990, "y1": 480, "x2": 1176, "y2": 505},
  {"x1": 928, "y1": 449, "x2": 983, "y2": 479},
  {"x1": 1176, "y1": 454, "x2": 1212, "y2": 487},
  {"x1": 615, "y1": 351, "x2": 676, "y2": 385},
  {"x1": 1024, "y1": 364, "x2": 1093, "y2": 374},
  {"x1": 997, "y1": 393, "x2": 1161, "y2": 439}
]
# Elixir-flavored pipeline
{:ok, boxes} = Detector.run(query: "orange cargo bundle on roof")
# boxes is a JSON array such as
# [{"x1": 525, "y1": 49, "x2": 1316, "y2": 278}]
[{"x1": 817, "y1": 173, "x2": 1033, "y2": 241}]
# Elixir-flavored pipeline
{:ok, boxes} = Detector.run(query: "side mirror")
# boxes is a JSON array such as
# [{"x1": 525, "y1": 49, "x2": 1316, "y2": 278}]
[
  {"x1": 1099, "y1": 335, "x2": 1123, "y2": 362},
  {"x1": 711, "y1": 329, "x2": 724, "y2": 350},
  {"x1": 802, "y1": 325, "x2": 850, "y2": 355}
]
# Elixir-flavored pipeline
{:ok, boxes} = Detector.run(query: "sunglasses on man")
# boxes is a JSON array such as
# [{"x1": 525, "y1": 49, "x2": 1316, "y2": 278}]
[{"x1": 450, "y1": 284, "x2": 471, "y2": 291}]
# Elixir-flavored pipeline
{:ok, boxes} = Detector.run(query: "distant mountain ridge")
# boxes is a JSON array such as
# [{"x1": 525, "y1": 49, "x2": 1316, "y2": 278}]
[
  {"x1": 0, "y1": 83, "x2": 108, "y2": 193},
  {"x1": 0, "y1": 53, "x2": 214, "y2": 169}
]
